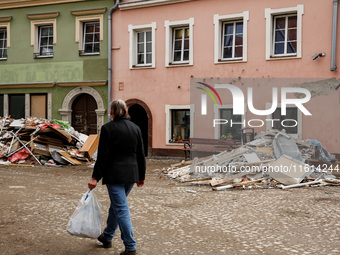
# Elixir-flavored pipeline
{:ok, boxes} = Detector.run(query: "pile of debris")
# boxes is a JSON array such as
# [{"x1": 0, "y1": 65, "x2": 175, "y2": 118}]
[
  {"x1": 164, "y1": 130, "x2": 340, "y2": 190},
  {"x1": 0, "y1": 116, "x2": 99, "y2": 166}
]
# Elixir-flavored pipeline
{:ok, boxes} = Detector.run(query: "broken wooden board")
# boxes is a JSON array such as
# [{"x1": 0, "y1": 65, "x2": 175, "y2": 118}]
[
  {"x1": 58, "y1": 151, "x2": 82, "y2": 165},
  {"x1": 80, "y1": 134, "x2": 99, "y2": 159}
]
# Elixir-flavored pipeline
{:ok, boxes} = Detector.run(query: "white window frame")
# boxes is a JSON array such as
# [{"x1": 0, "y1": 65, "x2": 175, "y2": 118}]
[
  {"x1": 265, "y1": 103, "x2": 302, "y2": 139},
  {"x1": 0, "y1": 23, "x2": 10, "y2": 60},
  {"x1": 75, "y1": 15, "x2": 103, "y2": 54},
  {"x1": 164, "y1": 18, "x2": 194, "y2": 67},
  {"x1": 128, "y1": 22, "x2": 156, "y2": 69},
  {"x1": 165, "y1": 105, "x2": 191, "y2": 145},
  {"x1": 214, "y1": 11, "x2": 249, "y2": 64},
  {"x1": 265, "y1": 5, "x2": 304, "y2": 60},
  {"x1": 214, "y1": 104, "x2": 246, "y2": 140},
  {"x1": 31, "y1": 19, "x2": 56, "y2": 58}
]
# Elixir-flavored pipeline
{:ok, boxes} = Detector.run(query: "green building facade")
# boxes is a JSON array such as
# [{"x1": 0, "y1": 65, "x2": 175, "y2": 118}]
[{"x1": 0, "y1": 0, "x2": 113, "y2": 134}]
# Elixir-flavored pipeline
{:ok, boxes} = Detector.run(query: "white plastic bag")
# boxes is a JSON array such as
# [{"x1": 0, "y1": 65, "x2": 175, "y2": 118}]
[{"x1": 67, "y1": 190, "x2": 102, "y2": 239}]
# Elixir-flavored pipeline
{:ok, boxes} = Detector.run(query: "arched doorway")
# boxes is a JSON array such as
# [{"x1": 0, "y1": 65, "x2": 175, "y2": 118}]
[
  {"x1": 71, "y1": 94, "x2": 97, "y2": 135},
  {"x1": 126, "y1": 99, "x2": 152, "y2": 157},
  {"x1": 128, "y1": 104, "x2": 148, "y2": 156}
]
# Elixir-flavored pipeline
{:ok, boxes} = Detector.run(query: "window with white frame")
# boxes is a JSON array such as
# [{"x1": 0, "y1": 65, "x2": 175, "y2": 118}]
[
  {"x1": 0, "y1": 27, "x2": 7, "y2": 59},
  {"x1": 75, "y1": 15, "x2": 103, "y2": 56},
  {"x1": 83, "y1": 21, "x2": 100, "y2": 54},
  {"x1": 31, "y1": 19, "x2": 56, "y2": 58},
  {"x1": 165, "y1": 105, "x2": 191, "y2": 144},
  {"x1": 214, "y1": 12, "x2": 249, "y2": 63},
  {"x1": 38, "y1": 25, "x2": 53, "y2": 57},
  {"x1": 165, "y1": 18, "x2": 194, "y2": 67},
  {"x1": 128, "y1": 22, "x2": 156, "y2": 68},
  {"x1": 265, "y1": 5, "x2": 304, "y2": 60}
]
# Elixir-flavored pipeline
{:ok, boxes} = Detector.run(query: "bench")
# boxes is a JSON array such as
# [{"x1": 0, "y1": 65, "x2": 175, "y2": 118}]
[{"x1": 183, "y1": 138, "x2": 241, "y2": 160}]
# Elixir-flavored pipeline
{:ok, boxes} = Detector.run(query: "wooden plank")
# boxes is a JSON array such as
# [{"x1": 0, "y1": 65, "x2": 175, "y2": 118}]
[
  {"x1": 80, "y1": 134, "x2": 99, "y2": 158},
  {"x1": 232, "y1": 178, "x2": 266, "y2": 187},
  {"x1": 58, "y1": 151, "x2": 82, "y2": 165}
]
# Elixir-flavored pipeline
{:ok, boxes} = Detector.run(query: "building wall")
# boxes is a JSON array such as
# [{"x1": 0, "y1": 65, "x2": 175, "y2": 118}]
[
  {"x1": 112, "y1": 0, "x2": 340, "y2": 153},
  {"x1": 0, "y1": 0, "x2": 112, "y2": 131}
]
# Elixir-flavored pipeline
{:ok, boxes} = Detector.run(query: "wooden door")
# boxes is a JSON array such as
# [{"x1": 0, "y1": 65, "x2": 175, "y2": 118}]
[{"x1": 72, "y1": 94, "x2": 97, "y2": 135}]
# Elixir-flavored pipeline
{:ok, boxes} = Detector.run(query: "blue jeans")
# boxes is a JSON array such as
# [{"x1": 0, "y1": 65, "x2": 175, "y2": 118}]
[{"x1": 103, "y1": 183, "x2": 136, "y2": 251}]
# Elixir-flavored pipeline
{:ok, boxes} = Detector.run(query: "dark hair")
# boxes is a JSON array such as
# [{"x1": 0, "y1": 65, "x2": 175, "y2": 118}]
[{"x1": 110, "y1": 99, "x2": 128, "y2": 119}]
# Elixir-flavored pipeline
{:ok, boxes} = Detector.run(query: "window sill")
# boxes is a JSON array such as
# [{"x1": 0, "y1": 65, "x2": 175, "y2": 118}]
[
  {"x1": 79, "y1": 51, "x2": 100, "y2": 56},
  {"x1": 166, "y1": 62, "x2": 193, "y2": 68},
  {"x1": 130, "y1": 65, "x2": 155, "y2": 70},
  {"x1": 0, "y1": 58, "x2": 7, "y2": 61},
  {"x1": 34, "y1": 54, "x2": 53, "y2": 59},
  {"x1": 267, "y1": 54, "x2": 300, "y2": 61},
  {"x1": 215, "y1": 59, "x2": 246, "y2": 64},
  {"x1": 166, "y1": 141, "x2": 186, "y2": 146}
]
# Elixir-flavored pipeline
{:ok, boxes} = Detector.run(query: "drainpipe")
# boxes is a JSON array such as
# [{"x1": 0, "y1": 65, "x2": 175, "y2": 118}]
[
  {"x1": 331, "y1": 0, "x2": 338, "y2": 71},
  {"x1": 107, "y1": 0, "x2": 120, "y2": 120}
]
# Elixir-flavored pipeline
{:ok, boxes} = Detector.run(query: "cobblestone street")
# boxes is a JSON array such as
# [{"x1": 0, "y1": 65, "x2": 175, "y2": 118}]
[{"x1": 0, "y1": 158, "x2": 339, "y2": 255}]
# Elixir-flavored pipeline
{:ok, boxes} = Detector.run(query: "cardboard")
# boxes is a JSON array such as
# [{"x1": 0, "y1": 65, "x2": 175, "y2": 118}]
[{"x1": 80, "y1": 134, "x2": 99, "y2": 158}]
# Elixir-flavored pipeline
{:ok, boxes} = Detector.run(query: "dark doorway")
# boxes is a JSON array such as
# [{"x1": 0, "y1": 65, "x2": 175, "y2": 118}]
[
  {"x1": 128, "y1": 104, "x2": 148, "y2": 157},
  {"x1": 72, "y1": 94, "x2": 97, "y2": 135}
]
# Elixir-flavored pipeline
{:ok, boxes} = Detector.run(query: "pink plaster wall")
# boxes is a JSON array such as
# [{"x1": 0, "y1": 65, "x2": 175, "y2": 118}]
[{"x1": 111, "y1": 0, "x2": 340, "y2": 153}]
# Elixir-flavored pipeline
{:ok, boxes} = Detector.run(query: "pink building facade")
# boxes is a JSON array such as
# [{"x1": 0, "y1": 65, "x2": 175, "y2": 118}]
[{"x1": 110, "y1": 0, "x2": 340, "y2": 156}]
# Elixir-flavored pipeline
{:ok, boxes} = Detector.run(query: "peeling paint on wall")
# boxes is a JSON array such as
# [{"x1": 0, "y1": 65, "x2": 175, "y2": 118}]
[{"x1": 293, "y1": 78, "x2": 340, "y2": 98}]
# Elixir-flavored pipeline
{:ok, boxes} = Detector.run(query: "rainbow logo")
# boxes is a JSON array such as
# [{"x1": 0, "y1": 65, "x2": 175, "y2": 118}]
[{"x1": 196, "y1": 82, "x2": 223, "y2": 106}]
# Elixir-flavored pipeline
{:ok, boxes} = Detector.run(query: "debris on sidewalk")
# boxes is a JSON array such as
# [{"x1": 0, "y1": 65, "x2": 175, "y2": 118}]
[
  {"x1": 163, "y1": 129, "x2": 340, "y2": 191},
  {"x1": 0, "y1": 116, "x2": 99, "y2": 166}
]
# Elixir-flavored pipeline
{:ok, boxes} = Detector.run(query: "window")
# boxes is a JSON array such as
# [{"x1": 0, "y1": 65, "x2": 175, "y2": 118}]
[
  {"x1": 265, "y1": 5, "x2": 304, "y2": 60},
  {"x1": 219, "y1": 108, "x2": 242, "y2": 141},
  {"x1": 0, "y1": 94, "x2": 3, "y2": 117},
  {"x1": 172, "y1": 27, "x2": 189, "y2": 63},
  {"x1": 83, "y1": 22, "x2": 100, "y2": 54},
  {"x1": 170, "y1": 109, "x2": 190, "y2": 142},
  {"x1": 266, "y1": 103, "x2": 302, "y2": 138},
  {"x1": 165, "y1": 18, "x2": 194, "y2": 66},
  {"x1": 75, "y1": 15, "x2": 103, "y2": 56},
  {"x1": 128, "y1": 22, "x2": 156, "y2": 68},
  {"x1": 273, "y1": 15, "x2": 297, "y2": 56},
  {"x1": 222, "y1": 21, "x2": 243, "y2": 59},
  {"x1": 272, "y1": 107, "x2": 298, "y2": 134},
  {"x1": 214, "y1": 12, "x2": 249, "y2": 63},
  {"x1": 38, "y1": 25, "x2": 53, "y2": 57},
  {"x1": 9, "y1": 94, "x2": 25, "y2": 119},
  {"x1": 0, "y1": 27, "x2": 7, "y2": 59},
  {"x1": 165, "y1": 105, "x2": 191, "y2": 144},
  {"x1": 31, "y1": 19, "x2": 56, "y2": 58}
]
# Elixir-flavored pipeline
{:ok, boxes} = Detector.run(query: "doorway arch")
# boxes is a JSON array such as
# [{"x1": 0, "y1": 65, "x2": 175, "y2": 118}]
[
  {"x1": 126, "y1": 99, "x2": 152, "y2": 157},
  {"x1": 58, "y1": 86, "x2": 106, "y2": 133}
]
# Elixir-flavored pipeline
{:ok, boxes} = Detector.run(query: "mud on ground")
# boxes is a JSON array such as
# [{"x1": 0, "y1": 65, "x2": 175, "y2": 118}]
[{"x1": 0, "y1": 158, "x2": 339, "y2": 255}]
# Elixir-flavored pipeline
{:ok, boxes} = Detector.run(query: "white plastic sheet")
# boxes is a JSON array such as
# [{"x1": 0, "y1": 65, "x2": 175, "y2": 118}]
[{"x1": 67, "y1": 190, "x2": 102, "y2": 239}]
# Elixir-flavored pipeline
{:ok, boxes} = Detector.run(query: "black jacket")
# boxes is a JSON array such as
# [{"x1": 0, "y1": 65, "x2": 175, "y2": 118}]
[{"x1": 92, "y1": 116, "x2": 146, "y2": 184}]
